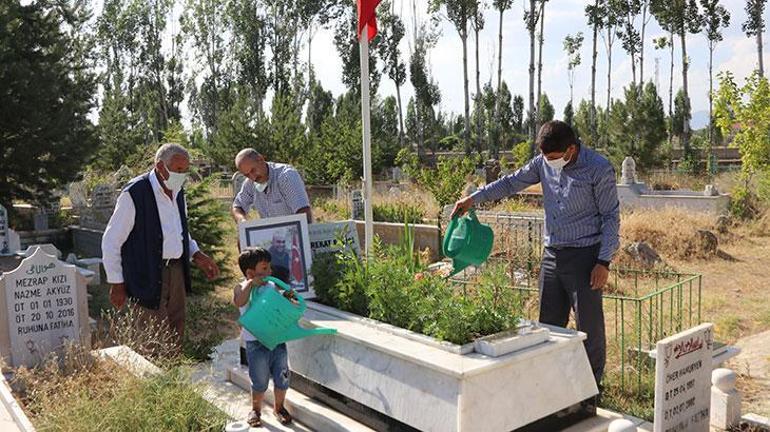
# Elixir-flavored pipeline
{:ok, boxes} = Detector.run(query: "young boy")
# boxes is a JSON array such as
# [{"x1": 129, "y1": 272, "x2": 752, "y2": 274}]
[{"x1": 234, "y1": 248, "x2": 293, "y2": 427}]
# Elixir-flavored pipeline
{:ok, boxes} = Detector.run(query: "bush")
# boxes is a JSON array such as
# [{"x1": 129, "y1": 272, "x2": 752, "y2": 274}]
[
  {"x1": 372, "y1": 202, "x2": 424, "y2": 224},
  {"x1": 730, "y1": 186, "x2": 760, "y2": 221},
  {"x1": 512, "y1": 141, "x2": 531, "y2": 169},
  {"x1": 185, "y1": 178, "x2": 232, "y2": 293}
]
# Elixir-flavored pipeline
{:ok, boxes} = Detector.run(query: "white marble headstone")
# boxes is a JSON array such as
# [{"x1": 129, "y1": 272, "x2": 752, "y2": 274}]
[
  {"x1": 0, "y1": 204, "x2": 9, "y2": 256},
  {"x1": 0, "y1": 247, "x2": 90, "y2": 367},
  {"x1": 19, "y1": 244, "x2": 61, "y2": 260},
  {"x1": 308, "y1": 221, "x2": 361, "y2": 257},
  {"x1": 654, "y1": 323, "x2": 714, "y2": 432}
]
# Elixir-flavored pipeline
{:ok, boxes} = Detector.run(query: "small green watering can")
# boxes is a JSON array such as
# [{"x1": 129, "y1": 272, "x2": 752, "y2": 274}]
[
  {"x1": 238, "y1": 276, "x2": 336, "y2": 350},
  {"x1": 442, "y1": 209, "x2": 494, "y2": 276}
]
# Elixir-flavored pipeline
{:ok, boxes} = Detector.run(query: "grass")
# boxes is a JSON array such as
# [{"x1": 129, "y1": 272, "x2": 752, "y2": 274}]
[
  {"x1": 312, "y1": 186, "x2": 441, "y2": 223},
  {"x1": 11, "y1": 349, "x2": 228, "y2": 432}
]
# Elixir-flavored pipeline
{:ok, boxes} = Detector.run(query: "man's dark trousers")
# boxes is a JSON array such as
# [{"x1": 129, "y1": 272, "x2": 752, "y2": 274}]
[{"x1": 539, "y1": 243, "x2": 606, "y2": 384}]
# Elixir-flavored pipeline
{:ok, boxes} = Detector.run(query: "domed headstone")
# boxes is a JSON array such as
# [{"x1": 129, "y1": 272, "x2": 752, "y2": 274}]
[{"x1": 621, "y1": 157, "x2": 636, "y2": 185}]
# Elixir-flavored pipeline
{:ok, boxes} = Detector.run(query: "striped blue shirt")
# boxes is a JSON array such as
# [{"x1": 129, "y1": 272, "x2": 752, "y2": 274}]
[
  {"x1": 470, "y1": 146, "x2": 620, "y2": 262},
  {"x1": 232, "y1": 162, "x2": 311, "y2": 218}
]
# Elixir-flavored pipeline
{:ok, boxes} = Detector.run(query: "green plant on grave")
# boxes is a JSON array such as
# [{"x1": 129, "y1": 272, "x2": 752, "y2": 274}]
[{"x1": 311, "y1": 226, "x2": 526, "y2": 345}]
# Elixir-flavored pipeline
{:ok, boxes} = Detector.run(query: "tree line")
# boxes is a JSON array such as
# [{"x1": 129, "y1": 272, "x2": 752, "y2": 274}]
[{"x1": 1, "y1": 0, "x2": 768, "y2": 209}]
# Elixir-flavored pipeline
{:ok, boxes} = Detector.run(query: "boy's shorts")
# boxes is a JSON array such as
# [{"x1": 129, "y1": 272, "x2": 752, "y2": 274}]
[{"x1": 245, "y1": 340, "x2": 290, "y2": 393}]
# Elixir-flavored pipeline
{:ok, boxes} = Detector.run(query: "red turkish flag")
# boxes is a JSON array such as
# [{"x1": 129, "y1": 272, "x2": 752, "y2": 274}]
[
  {"x1": 357, "y1": 0, "x2": 381, "y2": 42},
  {"x1": 290, "y1": 232, "x2": 303, "y2": 284}
]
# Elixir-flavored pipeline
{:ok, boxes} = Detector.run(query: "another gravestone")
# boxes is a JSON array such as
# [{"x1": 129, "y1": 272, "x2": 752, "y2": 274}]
[
  {"x1": 0, "y1": 204, "x2": 10, "y2": 256},
  {"x1": 309, "y1": 221, "x2": 361, "y2": 257},
  {"x1": 654, "y1": 323, "x2": 714, "y2": 432},
  {"x1": 0, "y1": 247, "x2": 90, "y2": 367},
  {"x1": 232, "y1": 172, "x2": 246, "y2": 197},
  {"x1": 68, "y1": 182, "x2": 89, "y2": 212},
  {"x1": 19, "y1": 244, "x2": 61, "y2": 260},
  {"x1": 621, "y1": 157, "x2": 637, "y2": 185},
  {"x1": 91, "y1": 183, "x2": 117, "y2": 227},
  {"x1": 351, "y1": 190, "x2": 364, "y2": 220}
]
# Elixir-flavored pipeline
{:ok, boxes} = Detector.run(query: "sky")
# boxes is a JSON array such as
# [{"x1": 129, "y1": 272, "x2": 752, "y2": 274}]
[{"x1": 307, "y1": 0, "x2": 770, "y2": 128}]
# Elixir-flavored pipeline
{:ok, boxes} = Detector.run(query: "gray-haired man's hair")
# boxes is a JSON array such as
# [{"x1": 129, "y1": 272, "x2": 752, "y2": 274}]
[
  {"x1": 235, "y1": 148, "x2": 261, "y2": 168},
  {"x1": 155, "y1": 143, "x2": 190, "y2": 165}
]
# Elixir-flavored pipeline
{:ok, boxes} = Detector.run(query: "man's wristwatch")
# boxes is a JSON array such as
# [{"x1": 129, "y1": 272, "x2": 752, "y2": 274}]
[{"x1": 596, "y1": 259, "x2": 611, "y2": 270}]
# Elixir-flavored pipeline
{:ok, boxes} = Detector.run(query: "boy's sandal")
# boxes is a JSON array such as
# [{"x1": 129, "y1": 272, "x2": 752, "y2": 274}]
[
  {"x1": 275, "y1": 406, "x2": 293, "y2": 425},
  {"x1": 248, "y1": 410, "x2": 262, "y2": 428}
]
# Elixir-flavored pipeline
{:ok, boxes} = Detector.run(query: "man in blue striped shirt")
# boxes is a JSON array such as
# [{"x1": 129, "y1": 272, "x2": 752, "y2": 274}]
[{"x1": 452, "y1": 120, "x2": 620, "y2": 385}]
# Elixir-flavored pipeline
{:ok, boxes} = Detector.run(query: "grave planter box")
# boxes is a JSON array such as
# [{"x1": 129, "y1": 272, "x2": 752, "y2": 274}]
[{"x1": 285, "y1": 301, "x2": 598, "y2": 432}]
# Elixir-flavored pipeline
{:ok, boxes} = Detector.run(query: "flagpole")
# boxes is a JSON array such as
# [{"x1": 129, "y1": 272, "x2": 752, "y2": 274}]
[{"x1": 359, "y1": 24, "x2": 374, "y2": 257}]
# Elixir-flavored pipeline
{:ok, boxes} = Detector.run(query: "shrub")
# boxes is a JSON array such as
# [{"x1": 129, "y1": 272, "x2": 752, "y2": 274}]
[
  {"x1": 372, "y1": 201, "x2": 424, "y2": 224},
  {"x1": 512, "y1": 141, "x2": 531, "y2": 169},
  {"x1": 185, "y1": 178, "x2": 232, "y2": 293}
]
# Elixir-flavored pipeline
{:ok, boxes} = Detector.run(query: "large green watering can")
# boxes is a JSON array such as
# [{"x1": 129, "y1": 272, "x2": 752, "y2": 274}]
[
  {"x1": 442, "y1": 209, "x2": 494, "y2": 276},
  {"x1": 238, "y1": 276, "x2": 336, "y2": 350}
]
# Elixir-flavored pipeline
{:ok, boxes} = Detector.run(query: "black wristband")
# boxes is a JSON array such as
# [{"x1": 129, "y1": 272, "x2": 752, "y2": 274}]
[{"x1": 596, "y1": 259, "x2": 611, "y2": 269}]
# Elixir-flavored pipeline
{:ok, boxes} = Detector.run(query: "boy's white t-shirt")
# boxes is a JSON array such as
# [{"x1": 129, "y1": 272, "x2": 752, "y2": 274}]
[{"x1": 239, "y1": 281, "x2": 275, "y2": 342}]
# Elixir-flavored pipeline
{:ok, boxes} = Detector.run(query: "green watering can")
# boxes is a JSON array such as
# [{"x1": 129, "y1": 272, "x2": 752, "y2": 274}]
[
  {"x1": 238, "y1": 276, "x2": 336, "y2": 350},
  {"x1": 442, "y1": 209, "x2": 494, "y2": 276}
]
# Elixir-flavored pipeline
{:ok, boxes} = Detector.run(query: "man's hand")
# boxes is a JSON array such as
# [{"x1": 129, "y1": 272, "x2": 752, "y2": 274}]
[
  {"x1": 451, "y1": 196, "x2": 475, "y2": 218},
  {"x1": 193, "y1": 251, "x2": 221, "y2": 280},
  {"x1": 590, "y1": 264, "x2": 609, "y2": 290},
  {"x1": 110, "y1": 283, "x2": 127, "y2": 309}
]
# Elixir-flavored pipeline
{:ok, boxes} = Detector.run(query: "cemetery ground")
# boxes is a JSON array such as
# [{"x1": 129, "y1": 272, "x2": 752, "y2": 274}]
[{"x1": 7, "y1": 175, "x2": 770, "y2": 430}]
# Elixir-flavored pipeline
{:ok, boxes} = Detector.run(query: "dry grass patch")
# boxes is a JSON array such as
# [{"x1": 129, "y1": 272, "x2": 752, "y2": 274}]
[{"x1": 618, "y1": 208, "x2": 725, "y2": 264}]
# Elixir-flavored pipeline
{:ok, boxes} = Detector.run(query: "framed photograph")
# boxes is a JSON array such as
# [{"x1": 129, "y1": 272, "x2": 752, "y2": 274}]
[{"x1": 238, "y1": 214, "x2": 313, "y2": 298}]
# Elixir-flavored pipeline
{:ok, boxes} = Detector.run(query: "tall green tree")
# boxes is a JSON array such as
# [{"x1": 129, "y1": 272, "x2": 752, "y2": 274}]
[
  {"x1": 607, "y1": 83, "x2": 666, "y2": 170},
  {"x1": 306, "y1": 79, "x2": 335, "y2": 136},
  {"x1": 493, "y1": 0, "x2": 515, "y2": 158},
  {"x1": 431, "y1": 0, "x2": 476, "y2": 155},
  {"x1": 743, "y1": 0, "x2": 767, "y2": 77},
  {"x1": 653, "y1": 35, "x2": 675, "y2": 150},
  {"x1": 228, "y1": 0, "x2": 269, "y2": 115},
  {"x1": 512, "y1": 94, "x2": 525, "y2": 135},
  {"x1": 672, "y1": 89, "x2": 691, "y2": 148},
  {"x1": 1, "y1": 0, "x2": 97, "y2": 208},
  {"x1": 471, "y1": 1, "x2": 485, "y2": 154},
  {"x1": 334, "y1": 3, "x2": 380, "y2": 96},
  {"x1": 377, "y1": 1, "x2": 407, "y2": 148},
  {"x1": 651, "y1": 0, "x2": 701, "y2": 156},
  {"x1": 538, "y1": 94, "x2": 555, "y2": 124},
  {"x1": 563, "y1": 101, "x2": 575, "y2": 126},
  {"x1": 409, "y1": 24, "x2": 441, "y2": 155},
  {"x1": 563, "y1": 32, "x2": 584, "y2": 110},
  {"x1": 700, "y1": 0, "x2": 730, "y2": 171},
  {"x1": 535, "y1": 0, "x2": 549, "y2": 132},
  {"x1": 182, "y1": 0, "x2": 234, "y2": 136},
  {"x1": 585, "y1": 0, "x2": 601, "y2": 144},
  {"x1": 612, "y1": 0, "x2": 642, "y2": 84},
  {"x1": 592, "y1": 0, "x2": 620, "y2": 147},
  {"x1": 524, "y1": 0, "x2": 542, "y2": 150}
]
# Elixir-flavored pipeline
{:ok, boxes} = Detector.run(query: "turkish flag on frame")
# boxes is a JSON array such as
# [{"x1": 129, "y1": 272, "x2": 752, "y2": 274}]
[{"x1": 357, "y1": 0, "x2": 381, "y2": 42}]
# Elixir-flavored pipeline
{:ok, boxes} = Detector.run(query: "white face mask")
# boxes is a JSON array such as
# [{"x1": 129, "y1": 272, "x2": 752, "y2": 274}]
[
  {"x1": 161, "y1": 164, "x2": 187, "y2": 193},
  {"x1": 545, "y1": 155, "x2": 570, "y2": 171},
  {"x1": 544, "y1": 147, "x2": 574, "y2": 172},
  {"x1": 255, "y1": 181, "x2": 268, "y2": 193}
]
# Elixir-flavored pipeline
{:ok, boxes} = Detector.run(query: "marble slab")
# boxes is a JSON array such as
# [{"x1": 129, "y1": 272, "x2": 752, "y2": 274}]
[{"x1": 285, "y1": 302, "x2": 599, "y2": 432}]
